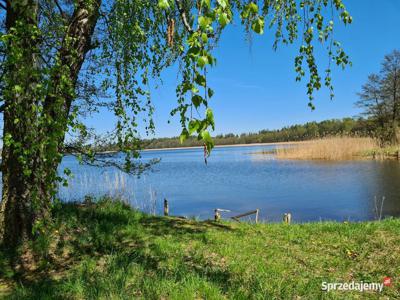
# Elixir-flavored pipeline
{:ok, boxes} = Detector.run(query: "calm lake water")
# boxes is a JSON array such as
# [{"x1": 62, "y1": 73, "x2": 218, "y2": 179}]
[{"x1": 56, "y1": 145, "x2": 400, "y2": 222}]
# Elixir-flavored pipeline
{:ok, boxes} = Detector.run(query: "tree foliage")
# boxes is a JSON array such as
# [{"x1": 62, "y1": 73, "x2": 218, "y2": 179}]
[
  {"x1": 357, "y1": 50, "x2": 400, "y2": 145},
  {"x1": 0, "y1": 0, "x2": 351, "y2": 248}
]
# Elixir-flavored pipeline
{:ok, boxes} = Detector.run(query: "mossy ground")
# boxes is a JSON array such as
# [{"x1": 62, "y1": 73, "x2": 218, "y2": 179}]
[{"x1": 1, "y1": 199, "x2": 399, "y2": 299}]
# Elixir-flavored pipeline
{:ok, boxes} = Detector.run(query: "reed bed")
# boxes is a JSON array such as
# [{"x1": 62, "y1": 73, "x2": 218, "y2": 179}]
[{"x1": 275, "y1": 136, "x2": 379, "y2": 160}]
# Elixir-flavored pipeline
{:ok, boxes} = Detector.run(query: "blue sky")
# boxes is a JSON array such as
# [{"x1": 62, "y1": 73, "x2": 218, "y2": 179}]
[{"x1": 87, "y1": 0, "x2": 400, "y2": 138}]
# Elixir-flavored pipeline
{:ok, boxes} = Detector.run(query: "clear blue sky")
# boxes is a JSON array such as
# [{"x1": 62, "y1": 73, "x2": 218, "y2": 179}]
[{"x1": 87, "y1": 0, "x2": 400, "y2": 138}]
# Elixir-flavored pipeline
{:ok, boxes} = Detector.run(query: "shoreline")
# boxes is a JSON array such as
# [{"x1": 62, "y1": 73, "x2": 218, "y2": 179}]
[
  {"x1": 141, "y1": 141, "x2": 307, "y2": 152},
  {"x1": 65, "y1": 141, "x2": 304, "y2": 156},
  {"x1": 72, "y1": 139, "x2": 399, "y2": 161}
]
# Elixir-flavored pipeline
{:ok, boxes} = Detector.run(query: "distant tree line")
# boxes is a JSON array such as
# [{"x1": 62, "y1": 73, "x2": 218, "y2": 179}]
[
  {"x1": 94, "y1": 117, "x2": 374, "y2": 151},
  {"x1": 357, "y1": 50, "x2": 400, "y2": 145}
]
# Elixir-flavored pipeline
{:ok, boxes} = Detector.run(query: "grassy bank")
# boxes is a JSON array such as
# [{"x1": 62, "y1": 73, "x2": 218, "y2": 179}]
[
  {"x1": 1, "y1": 199, "x2": 399, "y2": 299},
  {"x1": 274, "y1": 137, "x2": 398, "y2": 160}
]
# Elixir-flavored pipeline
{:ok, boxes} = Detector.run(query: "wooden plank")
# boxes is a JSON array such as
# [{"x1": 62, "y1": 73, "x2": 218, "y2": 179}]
[
  {"x1": 215, "y1": 208, "x2": 231, "y2": 212},
  {"x1": 231, "y1": 209, "x2": 258, "y2": 219}
]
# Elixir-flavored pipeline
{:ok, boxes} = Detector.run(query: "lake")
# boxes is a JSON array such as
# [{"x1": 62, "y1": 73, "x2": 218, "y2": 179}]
[{"x1": 56, "y1": 144, "x2": 400, "y2": 222}]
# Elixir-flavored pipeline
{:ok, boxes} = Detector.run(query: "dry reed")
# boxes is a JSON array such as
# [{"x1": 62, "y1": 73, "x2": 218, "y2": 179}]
[{"x1": 276, "y1": 137, "x2": 379, "y2": 160}]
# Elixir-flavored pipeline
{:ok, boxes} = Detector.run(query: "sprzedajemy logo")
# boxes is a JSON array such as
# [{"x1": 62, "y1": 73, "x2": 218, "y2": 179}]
[{"x1": 321, "y1": 277, "x2": 393, "y2": 293}]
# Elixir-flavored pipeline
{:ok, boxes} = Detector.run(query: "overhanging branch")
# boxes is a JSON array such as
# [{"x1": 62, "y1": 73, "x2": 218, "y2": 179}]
[{"x1": 63, "y1": 144, "x2": 159, "y2": 175}]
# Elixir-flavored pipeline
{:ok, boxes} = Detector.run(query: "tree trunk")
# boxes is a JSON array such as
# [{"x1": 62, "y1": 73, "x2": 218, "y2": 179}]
[
  {"x1": 0, "y1": 143, "x2": 49, "y2": 248},
  {"x1": 391, "y1": 68, "x2": 399, "y2": 144},
  {"x1": 0, "y1": 0, "x2": 101, "y2": 250},
  {"x1": 0, "y1": 0, "x2": 41, "y2": 249},
  {"x1": 392, "y1": 121, "x2": 400, "y2": 144}
]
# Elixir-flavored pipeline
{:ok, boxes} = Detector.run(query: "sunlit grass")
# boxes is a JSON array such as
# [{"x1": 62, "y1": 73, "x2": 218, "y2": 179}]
[{"x1": 1, "y1": 198, "x2": 399, "y2": 299}]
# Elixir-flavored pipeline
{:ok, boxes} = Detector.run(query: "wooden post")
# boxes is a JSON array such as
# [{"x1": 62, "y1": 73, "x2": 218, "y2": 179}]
[
  {"x1": 214, "y1": 209, "x2": 221, "y2": 221},
  {"x1": 83, "y1": 195, "x2": 92, "y2": 206},
  {"x1": 255, "y1": 209, "x2": 259, "y2": 224},
  {"x1": 283, "y1": 213, "x2": 291, "y2": 224},
  {"x1": 164, "y1": 198, "x2": 169, "y2": 216}
]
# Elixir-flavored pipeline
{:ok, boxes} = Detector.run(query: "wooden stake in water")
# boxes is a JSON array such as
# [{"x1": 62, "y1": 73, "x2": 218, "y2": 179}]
[
  {"x1": 283, "y1": 213, "x2": 292, "y2": 224},
  {"x1": 164, "y1": 199, "x2": 169, "y2": 216}
]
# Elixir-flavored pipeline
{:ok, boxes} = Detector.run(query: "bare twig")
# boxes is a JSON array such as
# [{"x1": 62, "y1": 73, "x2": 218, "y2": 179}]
[
  {"x1": 54, "y1": 0, "x2": 67, "y2": 20},
  {"x1": 63, "y1": 144, "x2": 159, "y2": 175},
  {"x1": 175, "y1": 0, "x2": 193, "y2": 33}
]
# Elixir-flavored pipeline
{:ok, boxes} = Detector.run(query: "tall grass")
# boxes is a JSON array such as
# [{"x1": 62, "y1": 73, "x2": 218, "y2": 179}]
[
  {"x1": 276, "y1": 136, "x2": 379, "y2": 160},
  {"x1": 57, "y1": 169, "x2": 160, "y2": 215}
]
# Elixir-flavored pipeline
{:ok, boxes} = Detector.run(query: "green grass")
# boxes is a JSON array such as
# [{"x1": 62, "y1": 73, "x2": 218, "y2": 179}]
[{"x1": 1, "y1": 199, "x2": 399, "y2": 299}]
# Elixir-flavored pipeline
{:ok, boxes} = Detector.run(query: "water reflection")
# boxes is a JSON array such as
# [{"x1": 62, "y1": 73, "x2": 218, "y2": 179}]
[{"x1": 368, "y1": 161, "x2": 400, "y2": 219}]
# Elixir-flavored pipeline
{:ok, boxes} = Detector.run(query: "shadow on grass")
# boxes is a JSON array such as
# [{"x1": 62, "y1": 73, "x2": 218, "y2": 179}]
[
  {"x1": 1, "y1": 200, "x2": 236, "y2": 298},
  {"x1": 140, "y1": 216, "x2": 233, "y2": 236}
]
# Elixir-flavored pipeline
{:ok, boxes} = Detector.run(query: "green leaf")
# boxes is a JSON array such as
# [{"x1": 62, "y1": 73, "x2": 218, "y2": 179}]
[
  {"x1": 197, "y1": 56, "x2": 208, "y2": 68},
  {"x1": 23, "y1": 169, "x2": 32, "y2": 177},
  {"x1": 206, "y1": 108, "x2": 215, "y2": 130},
  {"x1": 201, "y1": 0, "x2": 210, "y2": 8},
  {"x1": 201, "y1": 130, "x2": 214, "y2": 152},
  {"x1": 207, "y1": 88, "x2": 214, "y2": 98},
  {"x1": 251, "y1": 17, "x2": 265, "y2": 34},
  {"x1": 219, "y1": 13, "x2": 229, "y2": 27},
  {"x1": 195, "y1": 74, "x2": 206, "y2": 86},
  {"x1": 14, "y1": 85, "x2": 23, "y2": 93},
  {"x1": 191, "y1": 95, "x2": 203, "y2": 108},
  {"x1": 188, "y1": 119, "x2": 200, "y2": 134},
  {"x1": 198, "y1": 16, "x2": 212, "y2": 30},
  {"x1": 207, "y1": 54, "x2": 215, "y2": 66},
  {"x1": 249, "y1": 2, "x2": 258, "y2": 13},
  {"x1": 158, "y1": 0, "x2": 170, "y2": 10},
  {"x1": 217, "y1": 0, "x2": 227, "y2": 9},
  {"x1": 241, "y1": 8, "x2": 250, "y2": 19},
  {"x1": 63, "y1": 168, "x2": 72, "y2": 176},
  {"x1": 188, "y1": 46, "x2": 201, "y2": 56},
  {"x1": 182, "y1": 82, "x2": 193, "y2": 93},
  {"x1": 180, "y1": 128, "x2": 189, "y2": 143},
  {"x1": 201, "y1": 33, "x2": 208, "y2": 43},
  {"x1": 201, "y1": 130, "x2": 212, "y2": 142}
]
